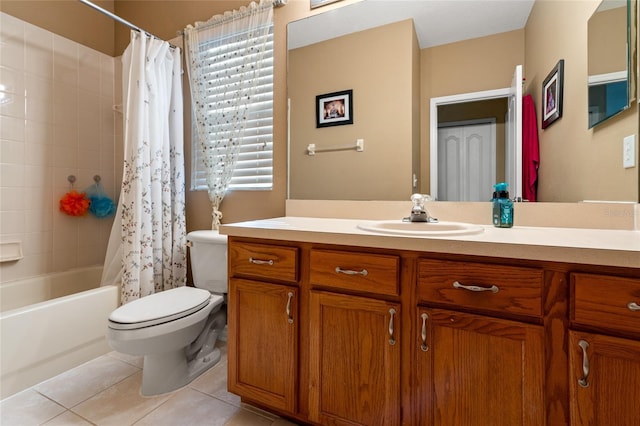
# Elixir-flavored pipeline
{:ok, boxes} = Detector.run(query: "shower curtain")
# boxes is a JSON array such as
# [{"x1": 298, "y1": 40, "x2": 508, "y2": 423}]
[{"x1": 101, "y1": 31, "x2": 187, "y2": 304}]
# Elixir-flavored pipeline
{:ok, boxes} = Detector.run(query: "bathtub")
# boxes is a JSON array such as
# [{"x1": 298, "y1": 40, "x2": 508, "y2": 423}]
[{"x1": 0, "y1": 266, "x2": 119, "y2": 399}]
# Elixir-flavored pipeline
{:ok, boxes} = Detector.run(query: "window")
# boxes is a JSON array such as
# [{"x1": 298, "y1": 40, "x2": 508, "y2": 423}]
[{"x1": 191, "y1": 25, "x2": 274, "y2": 191}]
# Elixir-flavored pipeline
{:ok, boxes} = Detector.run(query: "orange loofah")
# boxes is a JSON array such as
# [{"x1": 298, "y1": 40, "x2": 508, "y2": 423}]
[{"x1": 59, "y1": 190, "x2": 90, "y2": 216}]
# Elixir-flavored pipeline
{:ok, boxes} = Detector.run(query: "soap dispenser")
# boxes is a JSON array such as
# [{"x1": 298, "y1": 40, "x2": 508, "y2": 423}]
[{"x1": 492, "y1": 182, "x2": 513, "y2": 228}]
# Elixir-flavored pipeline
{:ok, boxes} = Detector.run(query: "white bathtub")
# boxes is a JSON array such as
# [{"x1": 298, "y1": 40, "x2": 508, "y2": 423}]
[{"x1": 0, "y1": 266, "x2": 119, "y2": 399}]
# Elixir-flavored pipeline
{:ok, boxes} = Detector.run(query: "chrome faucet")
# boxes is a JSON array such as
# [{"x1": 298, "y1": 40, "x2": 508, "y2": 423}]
[{"x1": 405, "y1": 193, "x2": 438, "y2": 223}]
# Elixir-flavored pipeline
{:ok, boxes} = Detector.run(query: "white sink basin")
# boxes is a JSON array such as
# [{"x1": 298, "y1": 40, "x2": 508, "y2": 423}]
[{"x1": 357, "y1": 220, "x2": 484, "y2": 237}]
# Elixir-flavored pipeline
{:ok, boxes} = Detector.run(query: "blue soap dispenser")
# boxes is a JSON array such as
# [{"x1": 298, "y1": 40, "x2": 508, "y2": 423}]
[{"x1": 492, "y1": 182, "x2": 513, "y2": 228}]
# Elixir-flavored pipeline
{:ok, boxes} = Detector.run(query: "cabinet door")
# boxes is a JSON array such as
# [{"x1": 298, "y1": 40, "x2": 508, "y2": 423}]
[
  {"x1": 309, "y1": 291, "x2": 401, "y2": 426},
  {"x1": 415, "y1": 308, "x2": 545, "y2": 426},
  {"x1": 227, "y1": 278, "x2": 297, "y2": 413},
  {"x1": 569, "y1": 331, "x2": 640, "y2": 426}
]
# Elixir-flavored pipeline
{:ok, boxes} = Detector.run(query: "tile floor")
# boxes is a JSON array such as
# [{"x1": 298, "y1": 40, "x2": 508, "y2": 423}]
[{"x1": 0, "y1": 343, "x2": 298, "y2": 426}]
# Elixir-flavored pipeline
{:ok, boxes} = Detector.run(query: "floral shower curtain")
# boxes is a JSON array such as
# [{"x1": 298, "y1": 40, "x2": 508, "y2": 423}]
[
  {"x1": 101, "y1": 31, "x2": 186, "y2": 304},
  {"x1": 184, "y1": 0, "x2": 273, "y2": 229}
]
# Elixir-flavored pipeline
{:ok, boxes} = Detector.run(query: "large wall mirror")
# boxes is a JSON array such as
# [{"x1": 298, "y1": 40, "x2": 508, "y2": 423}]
[
  {"x1": 288, "y1": 0, "x2": 639, "y2": 203},
  {"x1": 588, "y1": 0, "x2": 636, "y2": 128}
]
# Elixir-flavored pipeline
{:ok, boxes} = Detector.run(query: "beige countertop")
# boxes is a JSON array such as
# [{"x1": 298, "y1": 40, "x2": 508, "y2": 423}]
[{"x1": 220, "y1": 216, "x2": 640, "y2": 269}]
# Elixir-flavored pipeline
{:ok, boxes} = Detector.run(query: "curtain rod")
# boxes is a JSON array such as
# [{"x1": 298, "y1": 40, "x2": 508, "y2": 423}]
[{"x1": 78, "y1": 0, "x2": 175, "y2": 48}]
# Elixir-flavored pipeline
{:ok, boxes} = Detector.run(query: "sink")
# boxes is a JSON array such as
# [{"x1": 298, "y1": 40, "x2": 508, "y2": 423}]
[{"x1": 357, "y1": 220, "x2": 484, "y2": 237}]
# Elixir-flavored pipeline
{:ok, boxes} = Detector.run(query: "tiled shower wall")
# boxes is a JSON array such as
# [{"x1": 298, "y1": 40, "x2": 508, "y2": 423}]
[{"x1": 0, "y1": 12, "x2": 121, "y2": 284}]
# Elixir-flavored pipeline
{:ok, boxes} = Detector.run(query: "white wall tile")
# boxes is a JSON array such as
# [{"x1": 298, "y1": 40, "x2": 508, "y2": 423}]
[
  {"x1": 0, "y1": 14, "x2": 25, "y2": 71},
  {"x1": 53, "y1": 34, "x2": 78, "y2": 86},
  {"x1": 0, "y1": 139, "x2": 25, "y2": 164},
  {"x1": 0, "y1": 115, "x2": 25, "y2": 142},
  {"x1": 1, "y1": 13, "x2": 117, "y2": 283}
]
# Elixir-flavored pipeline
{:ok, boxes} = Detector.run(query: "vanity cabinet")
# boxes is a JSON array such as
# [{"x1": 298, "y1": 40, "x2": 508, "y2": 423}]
[
  {"x1": 226, "y1": 236, "x2": 638, "y2": 425},
  {"x1": 227, "y1": 242, "x2": 299, "y2": 414},
  {"x1": 569, "y1": 273, "x2": 640, "y2": 426},
  {"x1": 414, "y1": 259, "x2": 546, "y2": 425},
  {"x1": 308, "y1": 249, "x2": 401, "y2": 425}
]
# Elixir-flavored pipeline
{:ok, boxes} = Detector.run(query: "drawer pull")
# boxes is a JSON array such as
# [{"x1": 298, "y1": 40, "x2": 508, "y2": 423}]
[
  {"x1": 628, "y1": 302, "x2": 640, "y2": 312},
  {"x1": 249, "y1": 257, "x2": 274, "y2": 266},
  {"x1": 452, "y1": 281, "x2": 499, "y2": 293},
  {"x1": 286, "y1": 292, "x2": 294, "y2": 324},
  {"x1": 388, "y1": 308, "x2": 397, "y2": 346},
  {"x1": 578, "y1": 339, "x2": 590, "y2": 388},
  {"x1": 335, "y1": 267, "x2": 368, "y2": 277},
  {"x1": 420, "y1": 313, "x2": 429, "y2": 352}
]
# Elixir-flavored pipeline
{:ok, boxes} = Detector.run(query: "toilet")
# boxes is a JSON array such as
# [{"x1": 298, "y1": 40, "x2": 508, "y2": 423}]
[{"x1": 107, "y1": 230, "x2": 228, "y2": 396}]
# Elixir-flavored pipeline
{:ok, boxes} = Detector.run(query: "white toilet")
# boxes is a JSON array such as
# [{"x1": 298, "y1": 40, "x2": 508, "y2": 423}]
[{"x1": 107, "y1": 230, "x2": 228, "y2": 396}]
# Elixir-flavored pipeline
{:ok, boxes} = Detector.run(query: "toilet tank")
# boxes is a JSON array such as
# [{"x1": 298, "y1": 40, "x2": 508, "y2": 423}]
[{"x1": 187, "y1": 230, "x2": 228, "y2": 294}]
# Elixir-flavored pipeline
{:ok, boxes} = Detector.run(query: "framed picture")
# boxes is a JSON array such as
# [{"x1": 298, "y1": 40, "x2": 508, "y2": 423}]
[
  {"x1": 542, "y1": 59, "x2": 564, "y2": 129},
  {"x1": 316, "y1": 89, "x2": 353, "y2": 128},
  {"x1": 310, "y1": 0, "x2": 342, "y2": 9}
]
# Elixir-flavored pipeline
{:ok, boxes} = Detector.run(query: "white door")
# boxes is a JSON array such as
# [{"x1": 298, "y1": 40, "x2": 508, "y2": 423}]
[
  {"x1": 506, "y1": 64, "x2": 523, "y2": 200},
  {"x1": 438, "y1": 119, "x2": 496, "y2": 201}
]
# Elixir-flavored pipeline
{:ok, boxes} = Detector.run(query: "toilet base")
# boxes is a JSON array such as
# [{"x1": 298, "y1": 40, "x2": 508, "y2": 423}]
[{"x1": 140, "y1": 346, "x2": 222, "y2": 396}]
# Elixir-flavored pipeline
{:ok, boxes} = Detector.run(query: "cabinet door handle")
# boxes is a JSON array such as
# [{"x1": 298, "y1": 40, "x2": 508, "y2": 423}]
[
  {"x1": 286, "y1": 292, "x2": 294, "y2": 324},
  {"x1": 388, "y1": 308, "x2": 397, "y2": 346},
  {"x1": 420, "y1": 313, "x2": 429, "y2": 352},
  {"x1": 249, "y1": 257, "x2": 274, "y2": 266},
  {"x1": 335, "y1": 267, "x2": 368, "y2": 276},
  {"x1": 577, "y1": 339, "x2": 590, "y2": 388},
  {"x1": 452, "y1": 281, "x2": 499, "y2": 293},
  {"x1": 628, "y1": 302, "x2": 640, "y2": 311}
]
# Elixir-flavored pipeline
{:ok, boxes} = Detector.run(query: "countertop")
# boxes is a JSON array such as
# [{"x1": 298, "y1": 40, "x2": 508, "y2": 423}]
[{"x1": 219, "y1": 216, "x2": 640, "y2": 269}]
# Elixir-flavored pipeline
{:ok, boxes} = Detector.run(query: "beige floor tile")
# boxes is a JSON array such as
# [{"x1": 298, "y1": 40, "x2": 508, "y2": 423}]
[
  {"x1": 107, "y1": 350, "x2": 144, "y2": 368},
  {"x1": 41, "y1": 410, "x2": 94, "y2": 425},
  {"x1": 0, "y1": 389, "x2": 65, "y2": 426},
  {"x1": 133, "y1": 387, "x2": 244, "y2": 426},
  {"x1": 223, "y1": 408, "x2": 275, "y2": 426},
  {"x1": 34, "y1": 354, "x2": 139, "y2": 408},
  {"x1": 71, "y1": 371, "x2": 172, "y2": 426},
  {"x1": 188, "y1": 359, "x2": 241, "y2": 407}
]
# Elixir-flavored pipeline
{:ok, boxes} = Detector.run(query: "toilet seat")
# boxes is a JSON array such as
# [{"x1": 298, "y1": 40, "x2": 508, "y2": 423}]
[{"x1": 109, "y1": 287, "x2": 212, "y2": 330}]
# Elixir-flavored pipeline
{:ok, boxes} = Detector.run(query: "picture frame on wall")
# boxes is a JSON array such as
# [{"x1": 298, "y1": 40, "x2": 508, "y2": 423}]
[
  {"x1": 310, "y1": 0, "x2": 342, "y2": 9},
  {"x1": 316, "y1": 89, "x2": 353, "y2": 128},
  {"x1": 542, "y1": 59, "x2": 564, "y2": 129}
]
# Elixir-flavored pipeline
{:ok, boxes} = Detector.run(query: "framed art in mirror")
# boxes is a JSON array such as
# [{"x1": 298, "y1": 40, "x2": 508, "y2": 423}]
[
  {"x1": 542, "y1": 59, "x2": 564, "y2": 129},
  {"x1": 316, "y1": 89, "x2": 353, "y2": 128}
]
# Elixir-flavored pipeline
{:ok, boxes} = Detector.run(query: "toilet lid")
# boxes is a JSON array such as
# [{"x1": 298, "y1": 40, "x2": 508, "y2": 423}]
[{"x1": 108, "y1": 287, "x2": 212, "y2": 330}]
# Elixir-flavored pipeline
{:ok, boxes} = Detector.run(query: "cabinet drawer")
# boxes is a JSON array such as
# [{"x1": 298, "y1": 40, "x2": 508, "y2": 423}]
[
  {"x1": 417, "y1": 259, "x2": 543, "y2": 318},
  {"x1": 310, "y1": 249, "x2": 399, "y2": 296},
  {"x1": 572, "y1": 273, "x2": 640, "y2": 335},
  {"x1": 229, "y1": 242, "x2": 298, "y2": 283}
]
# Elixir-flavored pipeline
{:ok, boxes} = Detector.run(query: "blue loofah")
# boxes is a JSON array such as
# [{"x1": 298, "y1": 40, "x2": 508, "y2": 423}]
[
  {"x1": 84, "y1": 179, "x2": 116, "y2": 218},
  {"x1": 88, "y1": 195, "x2": 116, "y2": 218}
]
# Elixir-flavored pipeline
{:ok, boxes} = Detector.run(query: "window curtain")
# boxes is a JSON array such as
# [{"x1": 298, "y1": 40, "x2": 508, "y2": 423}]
[
  {"x1": 101, "y1": 30, "x2": 187, "y2": 304},
  {"x1": 184, "y1": 0, "x2": 273, "y2": 229}
]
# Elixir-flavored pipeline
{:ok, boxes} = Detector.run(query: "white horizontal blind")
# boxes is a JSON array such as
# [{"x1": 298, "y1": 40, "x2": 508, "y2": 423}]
[{"x1": 191, "y1": 25, "x2": 274, "y2": 191}]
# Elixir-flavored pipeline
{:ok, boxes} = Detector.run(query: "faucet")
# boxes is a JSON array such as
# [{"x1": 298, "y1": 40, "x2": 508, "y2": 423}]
[{"x1": 405, "y1": 193, "x2": 438, "y2": 223}]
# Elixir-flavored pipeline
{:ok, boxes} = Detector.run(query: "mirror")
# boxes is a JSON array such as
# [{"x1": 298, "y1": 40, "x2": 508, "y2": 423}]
[
  {"x1": 587, "y1": 0, "x2": 633, "y2": 128},
  {"x1": 288, "y1": 0, "x2": 638, "y2": 202}
]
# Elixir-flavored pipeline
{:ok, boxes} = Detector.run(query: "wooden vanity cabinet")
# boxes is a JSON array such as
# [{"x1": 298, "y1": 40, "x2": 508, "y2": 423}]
[
  {"x1": 308, "y1": 249, "x2": 402, "y2": 426},
  {"x1": 569, "y1": 273, "x2": 640, "y2": 426},
  {"x1": 227, "y1": 241, "x2": 299, "y2": 414},
  {"x1": 414, "y1": 259, "x2": 547, "y2": 426}
]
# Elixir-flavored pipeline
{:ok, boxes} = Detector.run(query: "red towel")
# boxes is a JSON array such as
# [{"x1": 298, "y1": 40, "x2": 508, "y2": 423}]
[{"x1": 522, "y1": 94, "x2": 540, "y2": 202}]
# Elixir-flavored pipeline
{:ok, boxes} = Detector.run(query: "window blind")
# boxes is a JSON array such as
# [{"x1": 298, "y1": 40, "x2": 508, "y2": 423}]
[{"x1": 191, "y1": 26, "x2": 274, "y2": 191}]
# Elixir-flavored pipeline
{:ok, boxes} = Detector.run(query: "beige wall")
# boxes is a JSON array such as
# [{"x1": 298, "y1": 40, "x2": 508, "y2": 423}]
[
  {"x1": 588, "y1": 5, "x2": 627, "y2": 76},
  {"x1": 419, "y1": 29, "x2": 525, "y2": 193},
  {"x1": 288, "y1": 20, "x2": 417, "y2": 200},
  {"x1": 525, "y1": 0, "x2": 638, "y2": 202}
]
